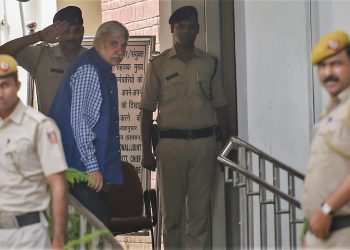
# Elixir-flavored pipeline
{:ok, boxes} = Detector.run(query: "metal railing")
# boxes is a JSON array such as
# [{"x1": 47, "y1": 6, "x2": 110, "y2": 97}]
[
  {"x1": 218, "y1": 137, "x2": 305, "y2": 250},
  {"x1": 66, "y1": 194, "x2": 122, "y2": 250}
]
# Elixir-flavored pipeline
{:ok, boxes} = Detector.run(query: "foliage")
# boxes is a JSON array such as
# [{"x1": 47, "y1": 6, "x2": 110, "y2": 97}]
[
  {"x1": 48, "y1": 168, "x2": 107, "y2": 248},
  {"x1": 66, "y1": 212, "x2": 81, "y2": 243},
  {"x1": 66, "y1": 168, "x2": 93, "y2": 187},
  {"x1": 64, "y1": 229, "x2": 110, "y2": 250},
  {"x1": 300, "y1": 219, "x2": 309, "y2": 243}
]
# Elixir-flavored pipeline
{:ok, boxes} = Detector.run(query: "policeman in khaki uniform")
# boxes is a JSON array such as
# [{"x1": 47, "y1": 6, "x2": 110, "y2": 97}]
[
  {"x1": 302, "y1": 31, "x2": 350, "y2": 248},
  {"x1": 0, "y1": 6, "x2": 87, "y2": 115},
  {"x1": 0, "y1": 55, "x2": 68, "y2": 249},
  {"x1": 140, "y1": 6, "x2": 229, "y2": 249}
]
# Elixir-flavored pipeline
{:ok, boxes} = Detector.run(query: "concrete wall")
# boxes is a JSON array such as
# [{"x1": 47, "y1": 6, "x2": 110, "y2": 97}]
[
  {"x1": 235, "y1": 0, "x2": 350, "y2": 173},
  {"x1": 236, "y1": 0, "x2": 314, "y2": 174}
]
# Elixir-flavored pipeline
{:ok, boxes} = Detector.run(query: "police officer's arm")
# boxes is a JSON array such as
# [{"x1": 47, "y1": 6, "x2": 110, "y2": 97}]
[
  {"x1": 0, "y1": 21, "x2": 68, "y2": 56},
  {"x1": 141, "y1": 109, "x2": 157, "y2": 170},
  {"x1": 36, "y1": 119, "x2": 68, "y2": 249},
  {"x1": 325, "y1": 173, "x2": 350, "y2": 212},
  {"x1": 310, "y1": 173, "x2": 350, "y2": 239},
  {"x1": 215, "y1": 105, "x2": 229, "y2": 144},
  {"x1": 47, "y1": 172, "x2": 68, "y2": 250},
  {"x1": 209, "y1": 56, "x2": 229, "y2": 144},
  {"x1": 140, "y1": 60, "x2": 158, "y2": 171},
  {"x1": 310, "y1": 109, "x2": 350, "y2": 239}
]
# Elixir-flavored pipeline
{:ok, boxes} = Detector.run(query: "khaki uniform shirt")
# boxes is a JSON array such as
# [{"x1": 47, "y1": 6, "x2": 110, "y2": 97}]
[
  {"x1": 140, "y1": 47, "x2": 227, "y2": 129},
  {"x1": 0, "y1": 101, "x2": 68, "y2": 216},
  {"x1": 16, "y1": 43, "x2": 87, "y2": 115},
  {"x1": 302, "y1": 87, "x2": 350, "y2": 219}
]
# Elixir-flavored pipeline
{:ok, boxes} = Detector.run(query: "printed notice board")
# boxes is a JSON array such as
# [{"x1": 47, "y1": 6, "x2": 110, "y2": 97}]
[{"x1": 113, "y1": 38, "x2": 154, "y2": 175}]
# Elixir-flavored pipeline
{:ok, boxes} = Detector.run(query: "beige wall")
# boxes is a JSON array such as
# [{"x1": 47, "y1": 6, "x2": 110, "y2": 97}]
[{"x1": 57, "y1": 0, "x2": 101, "y2": 36}]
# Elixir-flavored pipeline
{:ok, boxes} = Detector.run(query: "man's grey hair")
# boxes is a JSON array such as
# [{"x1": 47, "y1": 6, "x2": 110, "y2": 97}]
[{"x1": 93, "y1": 21, "x2": 129, "y2": 46}]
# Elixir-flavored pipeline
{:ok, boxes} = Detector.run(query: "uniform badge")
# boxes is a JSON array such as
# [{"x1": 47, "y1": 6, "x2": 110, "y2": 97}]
[
  {"x1": 47, "y1": 131, "x2": 58, "y2": 144},
  {"x1": 328, "y1": 39, "x2": 340, "y2": 51},
  {"x1": 0, "y1": 62, "x2": 9, "y2": 72}
]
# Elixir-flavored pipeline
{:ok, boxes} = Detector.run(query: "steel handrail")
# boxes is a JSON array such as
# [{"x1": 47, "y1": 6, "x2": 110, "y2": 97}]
[
  {"x1": 218, "y1": 154, "x2": 302, "y2": 208},
  {"x1": 218, "y1": 136, "x2": 305, "y2": 250},
  {"x1": 224, "y1": 137, "x2": 305, "y2": 180}
]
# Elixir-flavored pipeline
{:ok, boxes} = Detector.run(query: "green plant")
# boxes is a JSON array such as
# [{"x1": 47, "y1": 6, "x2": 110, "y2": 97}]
[
  {"x1": 66, "y1": 168, "x2": 93, "y2": 187},
  {"x1": 300, "y1": 219, "x2": 309, "y2": 243},
  {"x1": 49, "y1": 168, "x2": 108, "y2": 248},
  {"x1": 64, "y1": 229, "x2": 110, "y2": 250},
  {"x1": 66, "y1": 212, "x2": 81, "y2": 243}
]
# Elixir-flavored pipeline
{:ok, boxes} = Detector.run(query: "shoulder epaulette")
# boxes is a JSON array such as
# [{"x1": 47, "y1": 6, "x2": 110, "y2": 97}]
[
  {"x1": 24, "y1": 106, "x2": 48, "y2": 124},
  {"x1": 150, "y1": 49, "x2": 170, "y2": 62}
]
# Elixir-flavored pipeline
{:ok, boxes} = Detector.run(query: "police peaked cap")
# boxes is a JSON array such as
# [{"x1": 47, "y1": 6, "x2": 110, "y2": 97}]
[
  {"x1": 53, "y1": 6, "x2": 83, "y2": 26},
  {"x1": 169, "y1": 6, "x2": 198, "y2": 25},
  {"x1": 312, "y1": 30, "x2": 350, "y2": 64},
  {"x1": 0, "y1": 54, "x2": 18, "y2": 79}
]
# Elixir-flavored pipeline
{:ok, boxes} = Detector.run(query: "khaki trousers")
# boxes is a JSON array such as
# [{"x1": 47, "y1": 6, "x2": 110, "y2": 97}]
[
  {"x1": 0, "y1": 222, "x2": 50, "y2": 249},
  {"x1": 157, "y1": 136, "x2": 216, "y2": 250},
  {"x1": 305, "y1": 227, "x2": 350, "y2": 249}
]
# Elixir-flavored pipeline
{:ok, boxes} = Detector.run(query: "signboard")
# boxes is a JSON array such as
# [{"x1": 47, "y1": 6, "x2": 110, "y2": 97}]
[{"x1": 113, "y1": 38, "x2": 154, "y2": 175}]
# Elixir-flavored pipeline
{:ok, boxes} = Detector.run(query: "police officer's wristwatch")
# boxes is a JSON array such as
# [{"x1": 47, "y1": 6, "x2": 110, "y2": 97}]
[{"x1": 321, "y1": 202, "x2": 335, "y2": 216}]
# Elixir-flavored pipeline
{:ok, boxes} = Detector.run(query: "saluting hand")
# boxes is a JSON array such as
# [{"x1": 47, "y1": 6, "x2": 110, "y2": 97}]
[
  {"x1": 39, "y1": 21, "x2": 69, "y2": 43},
  {"x1": 88, "y1": 171, "x2": 104, "y2": 192},
  {"x1": 309, "y1": 208, "x2": 332, "y2": 239}
]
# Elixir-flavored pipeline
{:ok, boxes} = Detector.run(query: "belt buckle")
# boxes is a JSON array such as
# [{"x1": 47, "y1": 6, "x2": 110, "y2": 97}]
[{"x1": 0, "y1": 215, "x2": 19, "y2": 229}]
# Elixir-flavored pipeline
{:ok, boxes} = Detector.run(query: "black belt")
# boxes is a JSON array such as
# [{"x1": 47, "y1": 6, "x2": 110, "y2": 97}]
[
  {"x1": 16, "y1": 212, "x2": 41, "y2": 227},
  {"x1": 0, "y1": 212, "x2": 41, "y2": 229},
  {"x1": 159, "y1": 127, "x2": 215, "y2": 140},
  {"x1": 307, "y1": 215, "x2": 350, "y2": 234},
  {"x1": 330, "y1": 215, "x2": 350, "y2": 232}
]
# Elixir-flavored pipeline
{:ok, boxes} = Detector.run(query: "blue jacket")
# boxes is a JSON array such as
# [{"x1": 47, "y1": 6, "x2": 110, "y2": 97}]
[{"x1": 49, "y1": 48, "x2": 123, "y2": 184}]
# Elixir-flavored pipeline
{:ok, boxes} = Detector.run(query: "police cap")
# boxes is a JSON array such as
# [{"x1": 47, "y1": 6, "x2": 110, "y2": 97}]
[
  {"x1": 53, "y1": 6, "x2": 83, "y2": 26},
  {"x1": 0, "y1": 54, "x2": 18, "y2": 79},
  {"x1": 312, "y1": 30, "x2": 350, "y2": 65},
  {"x1": 169, "y1": 6, "x2": 198, "y2": 25}
]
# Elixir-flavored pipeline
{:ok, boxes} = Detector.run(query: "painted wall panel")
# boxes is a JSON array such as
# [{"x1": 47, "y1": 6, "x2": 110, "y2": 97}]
[{"x1": 237, "y1": 1, "x2": 312, "y2": 173}]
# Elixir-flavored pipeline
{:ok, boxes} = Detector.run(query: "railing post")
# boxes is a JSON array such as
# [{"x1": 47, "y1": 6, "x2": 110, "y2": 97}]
[
  {"x1": 246, "y1": 151, "x2": 254, "y2": 249},
  {"x1": 288, "y1": 174, "x2": 297, "y2": 249},
  {"x1": 79, "y1": 216, "x2": 87, "y2": 250},
  {"x1": 259, "y1": 158, "x2": 267, "y2": 250},
  {"x1": 239, "y1": 147, "x2": 248, "y2": 249},
  {"x1": 273, "y1": 165, "x2": 282, "y2": 249}
]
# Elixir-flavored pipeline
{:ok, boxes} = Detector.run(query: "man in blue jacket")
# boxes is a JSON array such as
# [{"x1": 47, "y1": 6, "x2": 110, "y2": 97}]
[{"x1": 50, "y1": 21, "x2": 129, "y2": 225}]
